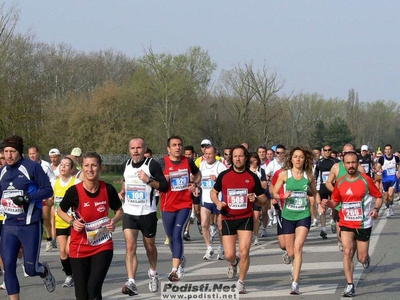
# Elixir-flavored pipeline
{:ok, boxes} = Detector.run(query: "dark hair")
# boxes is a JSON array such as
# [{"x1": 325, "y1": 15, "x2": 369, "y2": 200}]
[
  {"x1": 231, "y1": 144, "x2": 250, "y2": 167},
  {"x1": 29, "y1": 146, "x2": 40, "y2": 152},
  {"x1": 184, "y1": 145, "x2": 194, "y2": 152},
  {"x1": 257, "y1": 146, "x2": 267, "y2": 151},
  {"x1": 250, "y1": 152, "x2": 261, "y2": 166},
  {"x1": 276, "y1": 144, "x2": 286, "y2": 150},
  {"x1": 82, "y1": 151, "x2": 102, "y2": 166},
  {"x1": 283, "y1": 147, "x2": 314, "y2": 176},
  {"x1": 167, "y1": 135, "x2": 183, "y2": 147},
  {"x1": 384, "y1": 144, "x2": 392, "y2": 149},
  {"x1": 61, "y1": 156, "x2": 75, "y2": 168},
  {"x1": 145, "y1": 148, "x2": 153, "y2": 156}
]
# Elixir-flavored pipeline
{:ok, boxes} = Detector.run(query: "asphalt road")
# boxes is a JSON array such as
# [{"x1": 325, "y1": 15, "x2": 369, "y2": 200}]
[{"x1": 3, "y1": 205, "x2": 400, "y2": 300}]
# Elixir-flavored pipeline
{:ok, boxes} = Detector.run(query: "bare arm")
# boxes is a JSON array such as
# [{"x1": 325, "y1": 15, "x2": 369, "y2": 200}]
[{"x1": 325, "y1": 163, "x2": 338, "y2": 192}]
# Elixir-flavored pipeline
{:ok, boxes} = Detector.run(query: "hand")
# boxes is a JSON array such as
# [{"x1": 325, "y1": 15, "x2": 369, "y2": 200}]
[
  {"x1": 369, "y1": 208, "x2": 379, "y2": 219},
  {"x1": 248, "y1": 193, "x2": 256, "y2": 203},
  {"x1": 11, "y1": 195, "x2": 30, "y2": 206},
  {"x1": 106, "y1": 218, "x2": 116, "y2": 232},
  {"x1": 283, "y1": 191, "x2": 291, "y2": 199},
  {"x1": 137, "y1": 170, "x2": 149, "y2": 183},
  {"x1": 216, "y1": 201, "x2": 227, "y2": 211},
  {"x1": 71, "y1": 218, "x2": 85, "y2": 232},
  {"x1": 318, "y1": 203, "x2": 326, "y2": 215}
]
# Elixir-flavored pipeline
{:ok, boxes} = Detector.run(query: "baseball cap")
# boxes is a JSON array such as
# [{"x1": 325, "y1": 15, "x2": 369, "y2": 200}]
[
  {"x1": 200, "y1": 139, "x2": 212, "y2": 146},
  {"x1": 361, "y1": 145, "x2": 368, "y2": 151},
  {"x1": 48, "y1": 148, "x2": 61, "y2": 156},
  {"x1": 71, "y1": 147, "x2": 82, "y2": 157},
  {"x1": 271, "y1": 145, "x2": 277, "y2": 152}
]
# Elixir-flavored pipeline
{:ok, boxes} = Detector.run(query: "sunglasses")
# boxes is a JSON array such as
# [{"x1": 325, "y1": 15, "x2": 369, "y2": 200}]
[
  {"x1": 323, "y1": 148, "x2": 332, "y2": 151},
  {"x1": 276, "y1": 151, "x2": 284, "y2": 154},
  {"x1": 224, "y1": 153, "x2": 231, "y2": 156},
  {"x1": 201, "y1": 144, "x2": 209, "y2": 148}
]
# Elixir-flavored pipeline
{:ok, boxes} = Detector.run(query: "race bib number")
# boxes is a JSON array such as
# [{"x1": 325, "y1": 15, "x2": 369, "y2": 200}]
[
  {"x1": 361, "y1": 163, "x2": 370, "y2": 173},
  {"x1": 126, "y1": 184, "x2": 147, "y2": 205},
  {"x1": 201, "y1": 177, "x2": 215, "y2": 189},
  {"x1": 286, "y1": 191, "x2": 307, "y2": 211},
  {"x1": 170, "y1": 170, "x2": 189, "y2": 191},
  {"x1": 84, "y1": 216, "x2": 112, "y2": 246},
  {"x1": 227, "y1": 189, "x2": 248, "y2": 210},
  {"x1": 1, "y1": 189, "x2": 24, "y2": 215},
  {"x1": 321, "y1": 171, "x2": 330, "y2": 183},
  {"x1": 342, "y1": 201, "x2": 363, "y2": 221},
  {"x1": 387, "y1": 168, "x2": 396, "y2": 176}
]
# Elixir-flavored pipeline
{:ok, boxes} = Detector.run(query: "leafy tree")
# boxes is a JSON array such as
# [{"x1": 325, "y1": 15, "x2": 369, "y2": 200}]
[{"x1": 324, "y1": 117, "x2": 355, "y2": 151}]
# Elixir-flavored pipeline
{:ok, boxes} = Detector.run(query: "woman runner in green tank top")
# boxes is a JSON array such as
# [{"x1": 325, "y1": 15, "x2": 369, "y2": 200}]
[{"x1": 273, "y1": 147, "x2": 322, "y2": 295}]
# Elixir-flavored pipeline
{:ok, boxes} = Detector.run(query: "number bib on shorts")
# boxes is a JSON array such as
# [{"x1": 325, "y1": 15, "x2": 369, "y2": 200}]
[
  {"x1": 227, "y1": 188, "x2": 248, "y2": 210},
  {"x1": 170, "y1": 170, "x2": 189, "y2": 191},
  {"x1": 84, "y1": 216, "x2": 112, "y2": 246},
  {"x1": 322, "y1": 171, "x2": 330, "y2": 183},
  {"x1": 342, "y1": 201, "x2": 363, "y2": 221},
  {"x1": 286, "y1": 191, "x2": 307, "y2": 211},
  {"x1": 126, "y1": 183, "x2": 147, "y2": 205}
]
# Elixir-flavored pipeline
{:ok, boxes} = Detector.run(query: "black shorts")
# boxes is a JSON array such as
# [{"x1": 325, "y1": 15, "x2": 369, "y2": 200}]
[
  {"x1": 340, "y1": 226, "x2": 372, "y2": 242},
  {"x1": 253, "y1": 203, "x2": 262, "y2": 211},
  {"x1": 122, "y1": 212, "x2": 158, "y2": 238},
  {"x1": 192, "y1": 189, "x2": 201, "y2": 205},
  {"x1": 56, "y1": 227, "x2": 71, "y2": 237},
  {"x1": 318, "y1": 184, "x2": 332, "y2": 200},
  {"x1": 281, "y1": 216, "x2": 311, "y2": 234},
  {"x1": 221, "y1": 216, "x2": 253, "y2": 236}
]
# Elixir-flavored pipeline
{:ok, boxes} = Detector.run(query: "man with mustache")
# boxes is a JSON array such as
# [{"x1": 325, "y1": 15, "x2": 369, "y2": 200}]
[{"x1": 321, "y1": 151, "x2": 382, "y2": 297}]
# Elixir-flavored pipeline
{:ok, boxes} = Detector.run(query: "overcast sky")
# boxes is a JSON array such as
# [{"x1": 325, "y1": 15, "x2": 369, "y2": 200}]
[{"x1": 8, "y1": 1, "x2": 400, "y2": 103}]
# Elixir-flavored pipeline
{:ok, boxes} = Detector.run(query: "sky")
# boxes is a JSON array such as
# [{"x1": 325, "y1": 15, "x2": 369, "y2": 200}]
[{"x1": 6, "y1": 0, "x2": 400, "y2": 103}]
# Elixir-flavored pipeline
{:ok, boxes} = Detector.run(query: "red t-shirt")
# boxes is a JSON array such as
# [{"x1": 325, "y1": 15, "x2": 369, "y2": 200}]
[
  {"x1": 271, "y1": 169, "x2": 284, "y2": 207},
  {"x1": 161, "y1": 155, "x2": 192, "y2": 212},
  {"x1": 331, "y1": 173, "x2": 381, "y2": 229},
  {"x1": 214, "y1": 168, "x2": 264, "y2": 220}
]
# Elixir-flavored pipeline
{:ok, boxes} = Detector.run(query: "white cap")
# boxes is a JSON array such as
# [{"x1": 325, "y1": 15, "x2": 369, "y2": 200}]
[
  {"x1": 361, "y1": 145, "x2": 368, "y2": 151},
  {"x1": 201, "y1": 139, "x2": 212, "y2": 146},
  {"x1": 71, "y1": 147, "x2": 82, "y2": 156},
  {"x1": 48, "y1": 148, "x2": 60, "y2": 156}
]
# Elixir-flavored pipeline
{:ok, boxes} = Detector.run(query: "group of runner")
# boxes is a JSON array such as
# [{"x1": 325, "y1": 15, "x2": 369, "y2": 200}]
[{"x1": 0, "y1": 135, "x2": 398, "y2": 298}]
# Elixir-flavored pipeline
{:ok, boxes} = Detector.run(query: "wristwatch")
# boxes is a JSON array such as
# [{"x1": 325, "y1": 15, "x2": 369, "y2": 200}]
[{"x1": 147, "y1": 177, "x2": 154, "y2": 184}]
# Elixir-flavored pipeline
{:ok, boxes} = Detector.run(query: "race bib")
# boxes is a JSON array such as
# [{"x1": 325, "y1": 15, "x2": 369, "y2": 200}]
[
  {"x1": 170, "y1": 170, "x2": 189, "y2": 191},
  {"x1": 201, "y1": 177, "x2": 215, "y2": 190},
  {"x1": 286, "y1": 191, "x2": 307, "y2": 211},
  {"x1": 342, "y1": 201, "x2": 363, "y2": 221},
  {"x1": 227, "y1": 189, "x2": 248, "y2": 210},
  {"x1": 84, "y1": 216, "x2": 112, "y2": 246},
  {"x1": 126, "y1": 183, "x2": 147, "y2": 205},
  {"x1": 321, "y1": 171, "x2": 330, "y2": 183},
  {"x1": 387, "y1": 168, "x2": 396, "y2": 176},
  {"x1": 1, "y1": 189, "x2": 25, "y2": 215}
]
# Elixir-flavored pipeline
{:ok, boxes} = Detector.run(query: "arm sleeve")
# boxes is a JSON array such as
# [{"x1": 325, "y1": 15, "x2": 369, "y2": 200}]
[
  {"x1": 149, "y1": 160, "x2": 168, "y2": 193},
  {"x1": 106, "y1": 183, "x2": 122, "y2": 211},
  {"x1": 189, "y1": 159, "x2": 200, "y2": 175},
  {"x1": 59, "y1": 185, "x2": 79, "y2": 212}
]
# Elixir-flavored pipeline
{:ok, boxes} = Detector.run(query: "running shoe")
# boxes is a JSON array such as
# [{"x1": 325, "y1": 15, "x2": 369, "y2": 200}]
[
  {"x1": 311, "y1": 219, "x2": 318, "y2": 227},
  {"x1": 386, "y1": 210, "x2": 391, "y2": 218},
  {"x1": 164, "y1": 236, "x2": 170, "y2": 245},
  {"x1": 253, "y1": 236, "x2": 259, "y2": 246},
  {"x1": 290, "y1": 281, "x2": 299, "y2": 295},
  {"x1": 197, "y1": 221, "x2": 203, "y2": 235},
  {"x1": 62, "y1": 275, "x2": 74, "y2": 287},
  {"x1": 227, "y1": 256, "x2": 240, "y2": 278},
  {"x1": 148, "y1": 269, "x2": 159, "y2": 292},
  {"x1": 177, "y1": 256, "x2": 186, "y2": 280},
  {"x1": 236, "y1": 280, "x2": 246, "y2": 294},
  {"x1": 261, "y1": 227, "x2": 268, "y2": 237},
  {"x1": 217, "y1": 248, "x2": 225, "y2": 260},
  {"x1": 342, "y1": 284, "x2": 355, "y2": 297},
  {"x1": 21, "y1": 263, "x2": 29, "y2": 277},
  {"x1": 183, "y1": 231, "x2": 191, "y2": 241},
  {"x1": 272, "y1": 215, "x2": 277, "y2": 225},
  {"x1": 41, "y1": 262, "x2": 56, "y2": 293},
  {"x1": 122, "y1": 280, "x2": 139, "y2": 296},
  {"x1": 51, "y1": 239, "x2": 58, "y2": 249},
  {"x1": 389, "y1": 205, "x2": 394, "y2": 216},
  {"x1": 203, "y1": 249, "x2": 214, "y2": 260},
  {"x1": 168, "y1": 271, "x2": 179, "y2": 282},
  {"x1": 362, "y1": 255, "x2": 370, "y2": 269},
  {"x1": 267, "y1": 221, "x2": 273, "y2": 227},
  {"x1": 320, "y1": 229, "x2": 328, "y2": 239},
  {"x1": 0, "y1": 269, "x2": 3, "y2": 276},
  {"x1": 282, "y1": 251, "x2": 291, "y2": 264},
  {"x1": 45, "y1": 241, "x2": 53, "y2": 252},
  {"x1": 0, "y1": 281, "x2": 5, "y2": 290}
]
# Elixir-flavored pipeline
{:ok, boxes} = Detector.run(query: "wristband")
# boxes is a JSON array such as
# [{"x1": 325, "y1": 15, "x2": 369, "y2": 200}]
[{"x1": 373, "y1": 207, "x2": 380, "y2": 213}]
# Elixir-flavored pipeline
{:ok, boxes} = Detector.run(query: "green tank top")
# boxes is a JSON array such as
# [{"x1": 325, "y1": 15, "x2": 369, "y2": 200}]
[
  {"x1": 335, "y1": 161, "x2": 346, "y2": 211},
  {"x1": 282, "y1": 170, "x2": 311, "y2": 221}
]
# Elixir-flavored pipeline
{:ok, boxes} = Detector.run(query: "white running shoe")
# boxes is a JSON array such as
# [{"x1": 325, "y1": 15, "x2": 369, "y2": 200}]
[
  {"x1": 217, "y1": 248, "x2": 225, "y2": 260},
  {"x1": 45, "y1": 241, "x2": 53, "y2": 252},
  {"x1": 267, "y1": 221, "x2": 273, "y2": 227},
  {"x1": 389, "y1": 205, "x2": 394, "y2": 216},
  {"x1": 290, "y1": 281, "x2": 299, "y2": 295},
  {"x1": 148, "y1": 269, "x2": 159, "y2": 293},
  {"x1": 62, "y1": 275, "x2": 74, "y2": 287},
  {"x1": 236, "y1": 280, "x2": 246, "y2": 294},
  {"x1": 311, "y1": 219, "x2": 318, "y2": 227},
  {"x1": 203, "y1": 249, "x2": 214, "y2": 260},
  {"x1": 21, "y1": 263, "x2": 29, "y2": 277},
  {"x1": 261, "y1": 227, "x2": 268, "y2": 237},
  {"x1": 253, "y1": 236, "x2": 259, "y2": 246},
  {"x1": 0, "y1": 281, "x2": 6, "y2": 290}
]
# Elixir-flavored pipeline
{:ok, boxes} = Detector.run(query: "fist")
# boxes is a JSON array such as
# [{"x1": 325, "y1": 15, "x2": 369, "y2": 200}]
[{"x1": 11, "y1": 195, "x2": 30, "y2": 206}]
